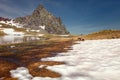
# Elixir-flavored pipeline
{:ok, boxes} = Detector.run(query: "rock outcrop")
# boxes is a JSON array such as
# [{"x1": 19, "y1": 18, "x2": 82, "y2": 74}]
[
  {"x1": 0, "y1": 17, "x2": 11, "y2": 21},
  {"x1": 14, "y1": 4, "x2": 69, "y2": 34}
]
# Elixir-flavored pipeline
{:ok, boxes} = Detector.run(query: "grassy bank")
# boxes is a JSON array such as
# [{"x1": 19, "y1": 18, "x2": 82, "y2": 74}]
[
  {"x1": 0, "y1": 31, "x2": 6, "y2": 36},
  {"x1": 82, "y1": 29, "x2": 120, "y2": 40}
]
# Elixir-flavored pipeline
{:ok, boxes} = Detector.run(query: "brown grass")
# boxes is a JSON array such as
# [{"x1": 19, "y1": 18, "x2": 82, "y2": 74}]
[
  {"x1": 27, "y1": 61, "x2": 64, "y2": 77},
  {"x1": 0, "y1": 31, "x2": 6, "y2": 36},
  {"x1": 0, "y1": 60, "x2": 18, "y2": 78},
  {"x1": 0, "y1": 38, "x2": 76, "y2": 79},
  {"x1": 82, "y1": 29, "x2": 120, "y2": 40},
  {"x1": 4, "y1": 78, "x2": 17, "y2": 80}
]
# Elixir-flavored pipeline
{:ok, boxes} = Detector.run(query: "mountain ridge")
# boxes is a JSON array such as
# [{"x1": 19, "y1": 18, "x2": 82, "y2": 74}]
[
  {"x1": 0, "y1": 17, "x2": 11, "y2": 21},
  {"x1": 82, "y1": 29, "x2": 120, "y2": 39}
]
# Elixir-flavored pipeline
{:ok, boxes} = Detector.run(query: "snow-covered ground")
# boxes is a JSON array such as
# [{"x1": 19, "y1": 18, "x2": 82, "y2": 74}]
[
  {"x1": 0, "y1": 20, "x2": 24, "y2": 35},
  {"x1": 2, "y1": 28, "x2": 24, "y2": 35},
  {"x1": 0, "y1": 20, "x2": 46, "y2": 35},
  {"x1": 10, "y1": 39, "x2": 120, "y2": 80}
]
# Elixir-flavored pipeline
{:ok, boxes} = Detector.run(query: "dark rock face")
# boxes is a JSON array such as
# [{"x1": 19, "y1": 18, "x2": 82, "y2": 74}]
[
  {"x1": 14, "y1": 4, "x2": 69, "y2": 34},
  {"x1": 0, "y1": 17, "x2": 11, "y2": 21}
]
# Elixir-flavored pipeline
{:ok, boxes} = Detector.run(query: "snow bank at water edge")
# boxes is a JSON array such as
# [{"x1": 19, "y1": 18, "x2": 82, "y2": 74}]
[
  {"x1": 10, "y1": 39, "x2": 120, "y2": 80},
  {"x1": 2, "y1": 28, "x2": 24, "y2": 35}
]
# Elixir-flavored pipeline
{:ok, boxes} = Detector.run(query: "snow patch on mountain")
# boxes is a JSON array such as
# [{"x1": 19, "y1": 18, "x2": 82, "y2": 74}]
[
  {"x1": 39, "y1": 25, "x2": 45, "y2": 30},
  {"x1": 0, "y1": 20, "x2": 23, "y2": 28}
]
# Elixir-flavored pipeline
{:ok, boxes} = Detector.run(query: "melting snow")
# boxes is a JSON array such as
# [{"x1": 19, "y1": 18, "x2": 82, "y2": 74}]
[
  {"x1": 0, "y1": 20, "x2": 24, "y2": 35},
  {"x1": 10, "y1": 67, "x2": 33, "y2": 80},
  {"x1": 0, "y1": 20, "x2": 23, "y2": 28},
  {"x1": 39, "y1": 65, "x2": 46, "y2": 68},
  {"x1": 2, "y1": 28, "x2": 24, "y2": 35},
  {"x1": 39, "y1": 25, "x2": 45, "y2": 30},
  {"x1": 10, "y1": 39, "x2": 120, "y2": 80}
]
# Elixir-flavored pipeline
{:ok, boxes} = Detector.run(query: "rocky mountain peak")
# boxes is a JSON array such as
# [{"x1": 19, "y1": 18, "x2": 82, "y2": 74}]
[
  {"x1": 14, "y1": 4, "x2": 69, "y2": 34},
  {"x1": 36, "y1": 4, "x2": 44, "y2": 10},
  {"x1": 32, "y1": 4, "x2": 49, "y2": 17},
  {"x1": 33, "y1": 4, "x2": 44, "y2": 14}
]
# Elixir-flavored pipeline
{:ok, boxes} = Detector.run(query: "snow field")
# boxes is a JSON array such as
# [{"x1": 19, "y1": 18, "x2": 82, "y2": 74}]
[{"x1": 10, "y1": 39, "x2": 120, "y2": 80}]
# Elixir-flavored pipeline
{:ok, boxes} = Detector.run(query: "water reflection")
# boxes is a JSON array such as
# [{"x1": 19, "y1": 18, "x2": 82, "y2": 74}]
[{"x1": 0, "y1": 35, "x2": 41, "y2": 45}]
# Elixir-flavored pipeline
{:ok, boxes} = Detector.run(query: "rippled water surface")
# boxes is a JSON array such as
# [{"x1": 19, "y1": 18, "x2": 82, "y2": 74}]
[{"x1": 0, "y1": 35, "x2": 41, "y2": 45}]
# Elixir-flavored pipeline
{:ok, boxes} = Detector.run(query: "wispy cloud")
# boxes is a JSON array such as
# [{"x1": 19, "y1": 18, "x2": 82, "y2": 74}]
[
  {"x1": 0, "y1": 1, "x2": 31, "y2": 18},
  {"x1": 0, "y1": 0, "x2": 63, "y2": 18}
]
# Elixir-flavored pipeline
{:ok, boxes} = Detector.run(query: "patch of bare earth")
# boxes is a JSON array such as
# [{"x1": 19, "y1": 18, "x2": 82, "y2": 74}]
[
  {"x1": 0, "y1": 38, "x2": 76, "y2": 79},
  {"x1": 27, "y1": 61, "x2": 64, "y2": 77},
  {"x1": 0, "y1": 60, "x2": 18, "y2": 80}
]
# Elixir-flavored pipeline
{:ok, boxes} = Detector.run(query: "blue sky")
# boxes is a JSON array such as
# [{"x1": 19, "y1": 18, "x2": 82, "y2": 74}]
[{"x1": 0, "y1": 0, "x2": 120, "y2": 34}]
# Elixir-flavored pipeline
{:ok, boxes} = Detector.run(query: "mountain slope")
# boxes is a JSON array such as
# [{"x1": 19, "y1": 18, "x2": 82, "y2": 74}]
[
  {"x1": 0, "y1": 17, "x2": 11, "y2": 21},
  {"x1": 82, "y1": 30, "x2": 120, "y2": 39},
  {"x1": 14, "y1": 4, "x2": 69, "y2": 34}
]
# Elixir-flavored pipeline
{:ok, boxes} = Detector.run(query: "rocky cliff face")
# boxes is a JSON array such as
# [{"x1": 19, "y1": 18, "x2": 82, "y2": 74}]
[{"x1": 14, "y1": 4, "x2": 69, "y2": 34}]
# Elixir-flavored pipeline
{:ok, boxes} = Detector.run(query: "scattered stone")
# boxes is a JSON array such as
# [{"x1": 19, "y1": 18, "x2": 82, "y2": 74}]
[
  {"x1": 78, "y1": 38, "x2": 85, "y2": 41},
  {"x1": 10, "y1": 46, "x2": 15, "y2": 48}
]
